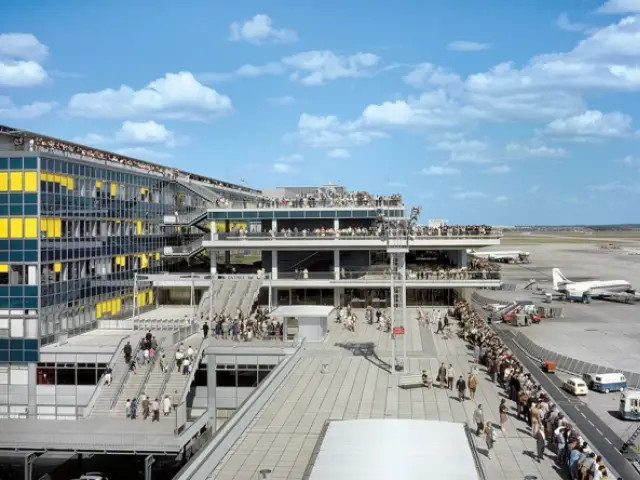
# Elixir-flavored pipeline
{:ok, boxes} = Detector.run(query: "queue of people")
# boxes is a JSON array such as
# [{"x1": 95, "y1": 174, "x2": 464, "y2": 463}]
[
  {"x1": 200, "y1": 309, "x2": 284, "y2": 342},
  {"x1": 452, "y1": 300, "x2": 613, "y2": 478}
]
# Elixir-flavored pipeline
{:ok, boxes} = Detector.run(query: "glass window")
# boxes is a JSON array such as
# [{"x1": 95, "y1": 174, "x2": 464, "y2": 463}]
[{"x1": 9, "y1": 157, "x2": 22, "y2": 169}]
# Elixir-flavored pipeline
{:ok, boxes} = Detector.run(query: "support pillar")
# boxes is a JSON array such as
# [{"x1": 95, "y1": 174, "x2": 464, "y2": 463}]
[
  {"x1": 27, "y1": 363, "x2": 36, "y2": 418},
  {"x1": 334, "y1": 287, "x2": 340, "y2": 307},
  {"x1": 144, "y1": 455, "x2": 156, "y2": 480},
  {"x1": 333, "y1": 250, "x2": 340, "y2": 280},
  {"x1": 207, "y1": 354, "x2": 217, "y2": 423},
  {"x1": 23, "y1": 453, "x2": 39, "y2": 480},
  {"x1": 224, "y1": 251, "x2": 231, "y2": 264},
  {"x1": 271, "y1": 219, "x2": 277, "y2": 232},
  {"x1": 271, "y1": 251, "x2": 278, "y2": 280},
  {"x1": 460, "y1": 249, "x2": 467, "y2": 268},
  {"x1": 333, "y1": 218, "x2": 339, "y2": 231}
]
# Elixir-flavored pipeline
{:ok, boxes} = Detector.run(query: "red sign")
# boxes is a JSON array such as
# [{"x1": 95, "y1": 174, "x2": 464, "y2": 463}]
[{"x1": 392, "y1": 327, "x2": 405, "y2": 335}]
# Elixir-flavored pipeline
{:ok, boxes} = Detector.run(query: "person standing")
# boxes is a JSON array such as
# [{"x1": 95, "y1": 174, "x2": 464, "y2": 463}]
[
  {"x1": 473, "y1": 404, "x2": 485, "y2": 436},
  {"x1": 485, "y1": 423, "x2": 496, "y2": 459},
  {"x1": 456, "y1": 376, "x2": 467, "y2": 402},
  {"x1": 499, "y1": 398, "x2": 508, "y2": 434},
  {"x1": 202, "y1": 322, "x2": 209, "y2": 339},
  {"x1": 534, "y1": 428, "x2": 546, "y2": 462},
  {"x1": 468, "y1": 373, "x2": 477, "y2": 401},
  {"x1": 447, "y1": 364, "x2": 455, "y2": 390},
  {"x1": 437, "y1": 363, "x2": 447, "y2": 389}
]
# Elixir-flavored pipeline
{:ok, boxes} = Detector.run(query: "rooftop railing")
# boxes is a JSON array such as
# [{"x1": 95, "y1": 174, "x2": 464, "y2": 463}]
[
  {"x1": 211, "y1": 198, "x2": 404, "y2": 209},
  {"x1": 275, "y1": 269, "x2": 501, "y2": 281},
  {"x1": 215, "y1": 230, "x2": 503, "y2": 241}
]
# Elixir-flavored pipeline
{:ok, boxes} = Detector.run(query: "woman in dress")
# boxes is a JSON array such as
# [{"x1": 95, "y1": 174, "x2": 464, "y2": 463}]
[{"x1": 499, "y1": 398, "x2": 508, "y2": 434}]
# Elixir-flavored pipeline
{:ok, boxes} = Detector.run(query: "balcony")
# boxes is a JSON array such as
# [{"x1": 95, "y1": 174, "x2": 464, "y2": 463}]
[
  {"x1": 204, "y1": 230, "x2": 502, "y2": 250},
  {"x1": 211, "y1": 197, "x2": 403, "y2": 210},
  {"x1": 267, "y1": 268, "x2": 501, "y2": 288}
]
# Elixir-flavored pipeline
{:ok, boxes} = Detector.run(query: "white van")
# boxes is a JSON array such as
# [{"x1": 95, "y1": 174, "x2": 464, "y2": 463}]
[{"x1": 591, "y1": 373, "x2": 627, "y2": 393}]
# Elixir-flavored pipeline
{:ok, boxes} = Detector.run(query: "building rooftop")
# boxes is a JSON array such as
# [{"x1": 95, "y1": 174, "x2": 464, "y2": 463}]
[
  {"x1": 0, "y1": 124, "x2": 260, "y2": 195},
  {"x1": 208, "y1": 308, "x2": 566, "y2": 480}
]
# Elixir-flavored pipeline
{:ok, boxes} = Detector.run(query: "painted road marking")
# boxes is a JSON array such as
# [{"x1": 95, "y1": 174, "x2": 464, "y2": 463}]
[
  {"x1": 596, "y1": 428, "x2": 602, "y2": 434},
  {"x1": 606, "y1": 438, "x2": 612, "y2": 444}
]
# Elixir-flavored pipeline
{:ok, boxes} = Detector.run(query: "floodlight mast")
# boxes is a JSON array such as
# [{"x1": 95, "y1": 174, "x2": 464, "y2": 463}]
[{"x1": 381, "y1": 206, "x2": 421, "y2": 374}]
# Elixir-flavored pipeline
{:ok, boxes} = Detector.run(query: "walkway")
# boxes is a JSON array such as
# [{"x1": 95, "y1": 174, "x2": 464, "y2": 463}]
[{"x1": 210, "y1": 311, "x2": 567, "y2": 480}]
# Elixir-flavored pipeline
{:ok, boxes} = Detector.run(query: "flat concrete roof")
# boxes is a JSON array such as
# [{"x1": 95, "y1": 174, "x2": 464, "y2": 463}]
[
  {"x1": 270, "y1": 305, "x2": 335, "y2": 318},
  {"x1": 138, "y1": 306, "x2": 195, "y2": 319},
  {"x1": 307, "y1": 419, "x2": 480, "y2": 480},
  {"x1": 210, "y1": 308, "x2": 564, "y2": 480},
  {"x1": 483, "y1": 242, "x2": 640, "y2": 373},
  {"x1": 40, "y1": 330, "x2": 136, "y2": 355}
]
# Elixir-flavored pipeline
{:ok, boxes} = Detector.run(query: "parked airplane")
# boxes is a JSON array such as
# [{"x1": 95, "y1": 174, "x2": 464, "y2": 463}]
[
  {"x1": 468, "y1": 249, "x2": 530, "y2": 263},
  {"x1": 552, "y1": 268, "x2": 633, "y2": 300}
]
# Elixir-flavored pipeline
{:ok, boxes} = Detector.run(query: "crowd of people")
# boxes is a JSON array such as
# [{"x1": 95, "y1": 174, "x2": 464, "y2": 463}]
[
  {"x1": 335, "y1": 304, "x2": 392, "y2": 333},
  {"x1": 451, "y1": 300, "x2": 614, "y2": 479},
  {"x1": 247, "y1": 191, "x2": 403, "y2": 209},
  {"x1": 200, "y1": 309, "x2": 284, "y2": 342},
  {"x1": 2, "y1": 125, "x2": 257, "y2": 194}
]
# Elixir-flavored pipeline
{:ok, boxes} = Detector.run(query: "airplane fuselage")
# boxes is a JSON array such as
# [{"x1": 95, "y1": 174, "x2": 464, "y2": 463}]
[
  {"x1": 557, "y1": 280, "x2": 632, "y2": 297},
  {"x1": 469, "y1": 250, "x2": 529, "y2": 259}
]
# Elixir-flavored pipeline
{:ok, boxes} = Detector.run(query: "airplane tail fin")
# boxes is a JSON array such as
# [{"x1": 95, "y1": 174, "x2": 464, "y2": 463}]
[{"x1": 552, "y1": 268, "x2": 572, "y2": 290}]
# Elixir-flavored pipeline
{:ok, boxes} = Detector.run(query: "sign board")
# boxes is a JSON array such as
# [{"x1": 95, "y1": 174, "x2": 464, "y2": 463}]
[
  {"x1": 217, "y1": 274, "x2": 258, "y2": 280},
  {"x1": 392, "y1": 326, "x2": 405, "y2": 335}
]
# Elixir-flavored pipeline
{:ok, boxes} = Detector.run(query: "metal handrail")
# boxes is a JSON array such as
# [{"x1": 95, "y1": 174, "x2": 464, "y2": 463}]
[
  {"x1": 134, "y1": 337, "x2": 167, "y2": 402},
  {"x1": 161, "y1": 335, "x2": 206, "y2": 400},
  {"x1": 215, "y1": 232, "x2": 503, "y2": 240},
  {"x1": 110, "y1": 339, "x2": 143, "y2": 410},
  {"x1": 179, "y1": 338, "x2": 208, "y2": 406},
  {"x1": 81, "y1": 334, "x2": 131, "y2": 417}
]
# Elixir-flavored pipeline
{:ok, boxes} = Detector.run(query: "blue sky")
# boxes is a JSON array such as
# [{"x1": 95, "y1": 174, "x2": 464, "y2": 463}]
[{"x1": 1, "y1": 0, "x2": 640, "y2": 225}]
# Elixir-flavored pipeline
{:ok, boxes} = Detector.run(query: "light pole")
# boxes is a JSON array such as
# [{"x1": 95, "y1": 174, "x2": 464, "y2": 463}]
[{"x1": 132, "y1": 272, "x2": 138, "y2": 332}]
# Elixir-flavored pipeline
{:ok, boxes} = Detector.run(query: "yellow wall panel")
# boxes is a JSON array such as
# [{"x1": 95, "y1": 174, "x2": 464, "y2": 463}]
[
  {"x1": 54, "y1": 262, "x2": 62, "y2": 273},
  {"x1": 97, "y1": 304, "x2": 102, "y2": 318},
  {"x1": 53, "y1": 219, "x2": 62, "y2": 238},
  {"x1": 0, "y1": 172, "x2": 8, "y2": 191},
  {"x1": 95, "y1": 180, "x2": 103, "y2": 188},
  {"x1": 40, "y1": 219, "x2": 47, "y2": 231},
  {"x1": 136, "y1": 221, "x2": 143, "y2": 235},
  {"x1": 9, "y1": 172, "x2": 23, "y2": 192},
  {"x1": 24, "y1": 218, "x2": 38, "y2": 238},
  {"x1": 60, "y1": 176, "x2": 68, "y2": 187},
  {"x1": 67, "y1": 176, "x2": 75, "y2": 190},
  {"x1": 24, "y1": 172, "x2": 38, "y2": 192},
  {"x1": 10, "y1": 218, "x2": 23, "y2": 238},
  {"x1": 110, "y1": 183, "x2": 117, "y2": 196},
  {"x1": 53, "y1": 174, "x2": 61, "y2": 184},
  {"x1": 0, "y1": 264, "x2": 8, "y2": 273},
  {"x1": 0, "y1": 219, "x2": 8, "y2": 239}
]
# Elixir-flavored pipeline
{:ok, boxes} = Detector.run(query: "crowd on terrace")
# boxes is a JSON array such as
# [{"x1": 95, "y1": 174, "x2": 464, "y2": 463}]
[
  {"x1": 200, "y1": 308, "x2": 284, "y2": 341},
  {"x1": 224, "y1": 224, "x2": 499, "y2": 238},
  {"x1": 1, "y1": 125, "x2": 255, "y2": 194},
  {"x1": 252, "y1": 190, "x2": 403, "y2": 209},
  {"x1": 453, "y1": 300, "x2": 613, "y2": 479}
]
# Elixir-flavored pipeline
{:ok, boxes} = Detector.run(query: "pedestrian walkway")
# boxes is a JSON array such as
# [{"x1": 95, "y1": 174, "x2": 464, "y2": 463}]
[
  {"x1": 433, "y1": 323, "x2": 564, "y2": 480},
  {"x1": 211, "y1": 313, "x2": 567, "y2": 480}
]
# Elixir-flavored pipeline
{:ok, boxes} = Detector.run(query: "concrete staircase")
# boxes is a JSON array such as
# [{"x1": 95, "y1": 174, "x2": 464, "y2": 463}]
[
  {"x1": 89, "y1": 335, "x2": 145, "y2": 417},
  {"x1": 223, "y1": 280, "x2": 250, "y2": 316},
  {"x1": 143, "y1": 343, "x2": 179, "y2": 403},
  {"x1": 215, "y1": 281, "x2": 234, "y2": 315},
  {"x1": 240, "y1": 279, "x2": 262, "y2": 317},
  {"x1": 161, "y1": 336, "x2": 206, "y2": 403}
]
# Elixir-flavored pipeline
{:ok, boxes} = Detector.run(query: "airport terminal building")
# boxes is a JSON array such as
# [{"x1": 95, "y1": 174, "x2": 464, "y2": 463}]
[{"x1": 0, "y1": 125, "x2": 500, "y2": 479}]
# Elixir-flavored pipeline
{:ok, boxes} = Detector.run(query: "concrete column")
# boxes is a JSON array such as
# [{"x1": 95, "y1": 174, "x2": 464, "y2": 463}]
[
  {"x1": 206, "y1": 355, "x2": 217, "y2": 422},
  {"x1": 333, "y1": 218, "x2": 339, "y2": 231},
  {"x1": 333, "y1": 250, "x2": 340, "y2": 280},
  {"x1": 27, "y1": 363, "x2": 36, "y2": 418},
  {"x1": 271, "y1": 219, "x2": 277, "y2": 231},
  {"x1": 210, "y1": 221, "x2": 217, "y2": 241},
  {"x1": 460, "y1": 249, "x2": 467, "y2": 267},
  {"x1": 272, "y1": 251, "x2": 278, "y2": 280},
  {"x1": 334, "y1": 287, "x2": 340, "y2": 307},
  {"x1": 225, "y1": 251, "x2": 231, "y2": 264}
]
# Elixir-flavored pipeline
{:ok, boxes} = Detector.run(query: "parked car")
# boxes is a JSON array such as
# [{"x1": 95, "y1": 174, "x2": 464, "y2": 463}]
[
  {"x1": 563, "y1": 378, "x2": 588, "y2": 396},
  {"x1": 582, "y1": 373, "x2": 595, "y2": 390}
]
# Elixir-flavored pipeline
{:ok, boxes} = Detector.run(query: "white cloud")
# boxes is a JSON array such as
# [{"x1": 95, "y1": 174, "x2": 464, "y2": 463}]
[
  {"x1": 403, "y1": 63, "x2": 461, "y2": 89},
  {"x1": 117, "y1": 147, "x2": 173, "y2": 161},
  {"x1": 421, "y1": 165, "x2": 460, "y2": 176},
  {"x1": 556, "y1": 13, "x2": 590, "y2": 32},
  {"x1": 530, "y1": 185, "x2": 541, "y2": 193},
  {"x1": 199, "y1": 62, "x2": 285, "y2": 82},
  {"x1": 505, "y1": 142, "x2": 567, "y2": 157},
  {"x1": 0, "y1": 33, "x2": 49, "y2": 61},
  {"x1": 290, "y1": 113, "x2": 385, "y2": 148},
  {"x1": 616, "y1": 155, "x2": 640, "y2": 166},
  {"x1": 453, "y1": 191, "x2": 486, "y2": 199},
  {"x1": 0, "y1": 33, "x2": 49, "y2": 87},
  {"x1": 229, "y1": 14, "x2": 298, "y2": 44},
  {"x1": 282, "y1": 51, "x2": 379, "y2": 86},
  {"x1": 327, "y1": 148, "x2": 351, "y2": 158},
  {"x1": 72, "y1": 133, "x2": 109, "y2": 145},
  {"x1": 267, "y1": 95, "x2": 295, "y2": 106},
  {"x1": 542, "y1": 110, "x2": 635, "y2": 140},
  {"x1": 447, "y1": 41, "x2": 491, "y2": 52},
  {"x1": 485, "y1": 165, "x2": 511, "y2": 174},
  {"x1": 115, "y1": 121, "x2": 175, "y2": 146},
  {"x1": 0, "y1": 95, "x2": 55, "y2": 119},
  {"x1": 272, "y1": 154, "x2": 302, "y2": 174},
  {"x1": 495, "y1": 195, "x2": 509, "y2": 202},
  {"x1": 597, "y1": 0, "x2": 640, "y2": 14},
  {"x1": 588, "y1": 181, "x2": 640, "y2": 193},
  {"x1": 68, "y1": 72, "x2": 232, "y2": 121}
]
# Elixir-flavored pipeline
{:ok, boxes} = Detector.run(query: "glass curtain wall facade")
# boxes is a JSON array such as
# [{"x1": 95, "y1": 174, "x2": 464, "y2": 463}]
[{"x1": 0, "y1": 153, "x2": 209, "y2": 364}]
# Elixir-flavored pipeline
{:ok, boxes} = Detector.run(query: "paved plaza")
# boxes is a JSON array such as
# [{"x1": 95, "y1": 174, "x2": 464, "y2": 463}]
[{"x1": 211, "y1": 312, "x2": 567, "y2": 480}]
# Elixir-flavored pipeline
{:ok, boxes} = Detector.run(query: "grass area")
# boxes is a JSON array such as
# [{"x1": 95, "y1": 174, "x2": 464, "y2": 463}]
[
  {"x1": 504, "y1": 230, "x2": 640, "y2": 239},
  {"x1": 500, "y1": 237, "x2": 619, "y2": 245}
]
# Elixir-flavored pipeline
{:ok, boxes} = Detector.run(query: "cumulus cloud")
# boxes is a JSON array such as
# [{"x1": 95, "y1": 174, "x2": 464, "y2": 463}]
[
  {"x1": 421, "y1": 165, "x2": 460, "y2": 176},
  {"x1": 115, "y1": 121, "x2": 176, "y2": 146},
  {"x1": 283, "y1": 51, "x2": 379, "y2": 86},
  {"x1": 453, "y1": 191, "x2": 486, "y2": 199},
  {"x1": 556, "y1": 13, "x2": 590, "y2": 32},
  {"x1": 198, "y1": 62, "x2": 285, "y2": 83},
  {"x1": 327, "y1": 148, "x2": 351, "y2": 158},
  {"x1": 68, "y1": 72, "x2": 232, "y2": 121},
  {"x1": 542, "y1": 110, "x2": 636, "y2": 140},
  {"x1": 229, "y1": 14, "x2": 298, "y2": 44},
  {"x1": 484, "y1": 165, "x2": 511, "y2": 174},
  {"x1": 289, "y1": 113, "x2": 385, "y2": 148},
  {"x1": 597, "y1": 0, "x2": 640, "y2": 14},
  {"x1": 272, "y1": 154, "x2": 302, "y2": 174},
  {"x1": 447, "y1": 41, "x2": 491, "y2": 52},
  {"x1": 0, "y1": 95, "x2": 56, "y2": 119},
  {"x1": 0, "y1": 33, "x2": 49, "y2": 87},
  {"x1": 495, "y1": 195, "x2": 509, "y2": 202},
  {"x1": 505, "y1": 142, "x2": 567, "y2": 157}
]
